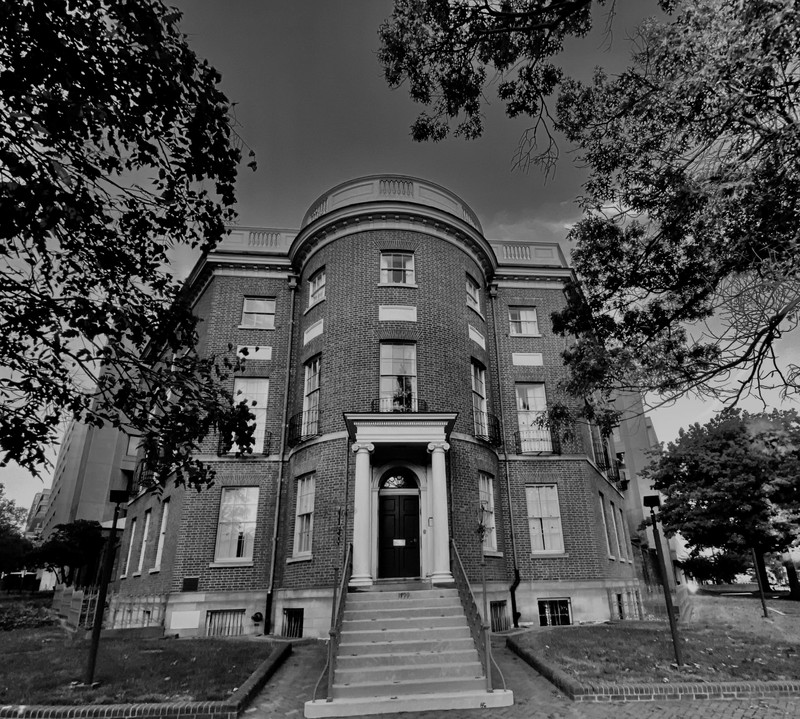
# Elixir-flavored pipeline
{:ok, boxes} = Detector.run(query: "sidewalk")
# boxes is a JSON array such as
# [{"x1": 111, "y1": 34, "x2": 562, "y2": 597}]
[{"x1": 245, "y1": 640, "x2": 799, "y2": 719}]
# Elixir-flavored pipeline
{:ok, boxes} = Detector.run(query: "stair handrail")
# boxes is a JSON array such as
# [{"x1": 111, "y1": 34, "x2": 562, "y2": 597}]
[
  {"x1": 312, "y1": 542, "x2": 353, "y2": 703},
  {"x1": 450, "y1": 539, "x2": 493, "y2": 692}
]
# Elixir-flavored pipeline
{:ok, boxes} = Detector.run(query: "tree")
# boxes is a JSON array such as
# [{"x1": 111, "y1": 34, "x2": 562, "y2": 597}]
[
  {"x1": 679, "y1": 551, "x2": 748, "y2": 586},
  {"x1": 29, "y1": 519, "x2": 104, "y2": 587},
  {"x1": 0, "y1": 485, "x2": 31, "y2": 574},
  {"x1": 0, "y1": 0, "x2": 257, "y2": 490},
  {"x1": 380, "y1": 1, "x2": 800, "y2": 412},
  {"x1": 645, "y1": 408, "x2": 800, "y2": 592}
]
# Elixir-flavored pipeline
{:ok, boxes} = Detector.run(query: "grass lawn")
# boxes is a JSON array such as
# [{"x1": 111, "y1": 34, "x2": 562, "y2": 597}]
[
  {"x1": 0, "y1": 626, "x2": 277, "y2": 705},
  {"x1": 513, "y1": 622, "x2": 800, "y2": 684}
]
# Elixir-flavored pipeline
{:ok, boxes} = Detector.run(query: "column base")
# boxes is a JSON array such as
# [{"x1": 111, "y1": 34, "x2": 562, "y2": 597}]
[
  {"x1": 430, "y1": 571, "x2": 454, "y2": 585},
  {"x1": 348, "y1": 574, "x2": 374, "y2": 588}
]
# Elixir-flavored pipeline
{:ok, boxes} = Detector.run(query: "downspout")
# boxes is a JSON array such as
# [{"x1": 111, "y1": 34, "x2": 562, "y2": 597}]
[
  {"x1": 489, "y1": 282, "x2": 521, "y2": 627},
  {"x1": 265, "y1": 274, "x2": 298, "y2": 634}
]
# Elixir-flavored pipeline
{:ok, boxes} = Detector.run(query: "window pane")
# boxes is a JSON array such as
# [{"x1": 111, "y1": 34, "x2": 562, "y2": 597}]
[
  {"x1": 215, "y1": 487, "x2": 259, "y2": 561},
  {"x1": 380, "y1": 252, "x2": 414, "y2": 284},
  {"x1": 379, "y1": 343, "x2": 417, "y2": 410},
  {"x1": 527, "y1": 485, "x2": 563, "y2": 553},
  {"x1": 241, "y1": 298, "x2": 275, "y2": 329},
  {"x1": 517, "y1": 384, "x2": 551, "y2": 452},
  {"x1": 233, "y1": 378, "x2": 269, "y2": 453},
  {"x1": 294, "y1": 475, "x2": 315, "y2": 555}
]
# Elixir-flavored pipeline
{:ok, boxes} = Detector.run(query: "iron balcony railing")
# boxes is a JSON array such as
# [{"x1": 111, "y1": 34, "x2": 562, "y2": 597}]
[
  {"x1": 287, "y1": 410, "x2": 322, "y2": 447},
  {"x1": 514, "y1": 429, "x2": 562, "y2": 455},
  {"x1": 218, "y1": 431, "x2": 272, "y2": 457},
  {"x1": 473, "y1": 410, "x2": 502, "y2": 446},
  {"x1": 592, "y1": 435, "x2": 621, "y2": 482},
  {"x1": 371, "y1": 396, "x2": 429, "y2": 413}
]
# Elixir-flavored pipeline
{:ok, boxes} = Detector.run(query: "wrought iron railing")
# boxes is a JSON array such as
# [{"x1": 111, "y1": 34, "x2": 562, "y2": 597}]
[
  {"x1": 288, "y1": 411, "x2": 321, "y2": 446},
  {"x1": 473, "y1": 411, "x2": 502, "y2": 446},
  {"x1": 592, "y1": 435, "x2": 620, "y2": 482},
  {"x1": 514, "y1": 429, "x2": 562, "y2": 455},
  {"x1": 371, "y1": 396, "x2": 428, "y2": 413},
  {"x1": 218, "y1": 431, "x2": 272, "y2": 456},
  {"x1": 312, "y1": 543, "x2": 353, "y2": 702}
]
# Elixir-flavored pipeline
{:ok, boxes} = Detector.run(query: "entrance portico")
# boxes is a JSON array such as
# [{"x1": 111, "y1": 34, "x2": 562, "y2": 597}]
[{"x1": 344, "y1": 413, "x2": 457, "y2": 588}]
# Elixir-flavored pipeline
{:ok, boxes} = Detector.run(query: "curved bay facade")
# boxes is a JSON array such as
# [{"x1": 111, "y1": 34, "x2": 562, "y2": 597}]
[{"x1": 116, "y1": 175, "x2": 640, "y2": 638}]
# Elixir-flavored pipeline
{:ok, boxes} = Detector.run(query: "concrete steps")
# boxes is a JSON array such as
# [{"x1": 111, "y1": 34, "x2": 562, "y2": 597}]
[{"x1": 304, "y1": 583, "x2": 513, "y2": 717}]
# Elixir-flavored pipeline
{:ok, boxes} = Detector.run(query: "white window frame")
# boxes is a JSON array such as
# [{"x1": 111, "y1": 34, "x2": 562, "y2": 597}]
[
  {"x1": 466, "y1": 274, "x2": 481, "y2": 312},
  {"x1": 152, "y1": 499, "x2": 170, "y2": 571},
  {"x1": 302, "y1": 357, "x2": 321, "y2": 436},
  {"x1": 380, "y1": 251, "x2": 415, "y2": 285},
  {"x1": 233, "y1": 378, "x2": 269, "y2": 454},
  {"x1": 215, "y1": 487, "x2": 259, "y2": 562},
  {"x1": 479, "y1": 472, "x2": 497, "y2": 552},
  {"x1": 471, "y1": 361, "x2": 488, "y2": 438},
  {"x1": 293, "y1": 474, "x2": 315, "y2": 557},
  {"x1": 509, "y1": 307, "x2": 540, "y2": 336},
  {"x1": 136, "y1": 510, "x2": 151, "y2": 575},
  {"x1": 526, "y1": 484, "x2": 564, "y2": 554},
  {"x1": 379, "y1": 342, "x2": 418, "y2": 411},
  {"x1": 516, "y1": 383, "x2": 552, "y2": 452},
  {"x1": 122, "y1": 517, "x2": 136, "y2": 578},
  {"x1": 617, "y1": 504, "x2": 630, "y2": 560},
  {"x1": 308, "y1": 268, "x2": 326, "y2": 307},
  {"x1": 609, "y1": 500, "x2": 623, "y2": 558},
  {"x1": 599, "y1": 492, "x2": 614, "y2": 558},
  {"x1": 240, "y1": 297, "x2": 276, "y2": 330}
]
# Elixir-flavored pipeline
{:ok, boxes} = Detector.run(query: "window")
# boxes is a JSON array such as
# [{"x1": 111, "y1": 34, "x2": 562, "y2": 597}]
[
  {"x1": 379, "y1": 342, "x2": 417, "y2": 411},
  {"x1": 538, "y1": 599, "x2": 572, "y2": 626},
  {"x1": 308, "y1": 268, "x2": 326, "y2": 306},
  {"x1": 610, "y1": 500, "x2": 623, "y2": 558},
  {"x1": 153, "y1": 499, "x2": 170, "y2": 570},
  {"x1": 599, "y1": 492, "x2": 614, "y2": 557},
  {"x1": 123, "y1": 517, "x2": 137, "y2": 577},
  {"x1": 215, "y1": 487, "x2": 259, "y2": 561},
  {"x1": 241, "y1": 298, "x2": 275, "y2": 330},
  {"x1": 126, "y1": 435, "x2": 140, "y2": 457},
  {"x1": 294, "y1": 475, "x2": 315, "y2": 556},
  {"x1": 380, "y1": 252, "x2": 415, "y2": 285},
  {"x1": 617, "y1": 505, "x2": 630, "y2": 560},
  {"x1": 516, "y1": 384, "x2": 552, "y2": 452},
  {"x1": 302, "y1": 357, "x2": 321, "y2": 436},
  {"x1": 509, "y1": 307, "x2": 540, "y2": 336},
  {"x1": 526, "y1": 485, "x2": 564, "y2": 553},
  {"x1": 136, "y1": 510, "x2": 151, "y2": 574},
  {"x1": 466, "y1": 275, "x2": 481, "y2": 312},
  {"x1": 471, "y1": 362, "x2": 488, "y2": 438},
  {"x1": 479, "y1": 472, "x2": 496, "y2": 552},
  {"x1": 233, "y1": 378, "x2": 269, "y2": 453}
]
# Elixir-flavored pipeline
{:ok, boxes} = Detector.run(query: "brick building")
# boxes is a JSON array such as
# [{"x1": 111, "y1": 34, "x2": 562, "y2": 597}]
[{"x1": 115, "y1": 175, "x2": 641, "y2": 639}]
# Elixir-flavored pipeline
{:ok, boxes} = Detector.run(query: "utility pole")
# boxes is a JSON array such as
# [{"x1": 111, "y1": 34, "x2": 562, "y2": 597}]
[
  {"x1": 644, "y1": 494, "x2": 683, "y2": 666},
  {"x1": 84, "y1": 489, "x2": 128, "y2": 685}
]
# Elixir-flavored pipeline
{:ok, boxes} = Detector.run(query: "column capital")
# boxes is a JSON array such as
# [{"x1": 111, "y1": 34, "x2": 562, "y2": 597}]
[
  {"x1": 351, "y1": 442, "x2": 375, "y2": 455},
  {"x1": 427, "y1": 441, "x2": 450, "y2": 454}
]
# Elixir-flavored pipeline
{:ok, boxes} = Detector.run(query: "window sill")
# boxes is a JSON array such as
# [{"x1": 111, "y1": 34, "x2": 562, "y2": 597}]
[
  {"x1": 119, "y1": 575, "x2": 127, "y2": 580},
  {"x1": 467, "y1": 304, "x2": 485, "y2": 321},
  {"x1": 377, "y1": 282, "x2": 418, "y2": 289},
  {"x1": 209, "y1": 560, "x2": 254, "y2": 568},
  {"x1": 510, "y1": 333, "x2": 542, "y2": 338},
  {"x1": 237, "y1": 325, "x2": 275, "y2": 331},
  {"x1": 286, "y1": 554, "x2": 313, "y2": 564},
  {"x1": 531, "y1": 552, "x2": 569, "y2": 558},
  {"x1": 132, "y1": 572, "x2": 142, "y2": 577},
  {"x1": 304, "y1": 299, "x2": 325, "y2": 315},
  {"x1": 483, "y1": 550, "x2": 503, "y2": 558},
  {"x1": 148, "y1": 568, "x2": 160, "y2": 574}
]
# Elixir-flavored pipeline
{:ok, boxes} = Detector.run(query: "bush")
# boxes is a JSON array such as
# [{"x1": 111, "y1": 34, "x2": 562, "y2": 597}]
[{"x1": 0, "y1": 602, "x2": 57, "y2": 630}]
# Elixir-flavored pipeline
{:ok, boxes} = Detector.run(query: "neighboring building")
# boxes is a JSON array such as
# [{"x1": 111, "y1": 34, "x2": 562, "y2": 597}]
[
  {"x1": 115, "y1": 175, "x2": 644, "y2": 641},
  {"x1": 24, "y1": 488, "x2": 51, "y2": 538}
]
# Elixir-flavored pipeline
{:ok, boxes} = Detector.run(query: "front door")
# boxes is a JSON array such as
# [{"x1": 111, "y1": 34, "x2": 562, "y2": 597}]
[{"x1": 378, "y1": 493, "x2": 420, "y2": 578}]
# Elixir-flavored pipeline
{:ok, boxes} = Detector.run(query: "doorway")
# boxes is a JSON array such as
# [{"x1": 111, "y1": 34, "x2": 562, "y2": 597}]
[{"x1": 377, "y1": 469, "x2": 420, "y2": 578}]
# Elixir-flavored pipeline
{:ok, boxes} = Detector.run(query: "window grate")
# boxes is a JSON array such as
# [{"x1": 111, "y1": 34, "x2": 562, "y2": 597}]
[
  {"x1": 490, "y1": 600, "x2": 510, "y2": 632},
  {"x1": 282, "y1": 608, "x2": 304, "y2": 638},
  {"x1": 538, "y1": 598, "x2": 572, "y2": 627},
  {"x1": 205, "y1": 609, "x2": 245, "y2": 637}
]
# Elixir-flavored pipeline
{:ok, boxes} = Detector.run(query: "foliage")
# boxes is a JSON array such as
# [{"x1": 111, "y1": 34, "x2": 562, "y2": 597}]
[
  {"x1": 0, "y1": 602, "x2": 57, "y2": 631},
  {"x1": 645, "y1": 408, "x2": 800, "y2": 564},
  {"x1": 380, "y1": 0, "x2": 800, "y2": 409},
  {"x1": 29, "y1": 519, "x2": 104, "y2": 587},
  {"x1": 0, "y1": 0, "x2": 257, "y2": 489},
  {"x1": 679, "y1": 552, "x2": 748, "y2": 585},
  {"x1": 0, "y1": 485, "x2": 31, "y2": 573}
]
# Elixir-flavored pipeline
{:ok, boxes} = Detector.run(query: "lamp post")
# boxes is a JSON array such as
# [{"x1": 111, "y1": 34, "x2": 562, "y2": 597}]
[
  {"x1": 643, "y1": 494, "x2": 683, "y2": 666},
  {"x1": 84, "y1": 489, "x2": 128, "y2": 685}
]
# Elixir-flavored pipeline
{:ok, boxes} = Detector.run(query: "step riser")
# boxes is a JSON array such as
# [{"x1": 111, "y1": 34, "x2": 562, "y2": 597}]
[
  {"x1": 336, "y1": 662, "x2": 483, "y2": 683},
  {"x1": 347, "y1": 589, "x2": 458, "y2": 603},
  {"x1": 344, "y1": 599, "x2": 461, "y2": 612},
  {"x1": 340, "y1": 627, "x2": 471, "y2": 643},
  {"x1": 332, "y1": 677, "x2": 486, "y2": 699},
  {"x1": 342, "y1": 616, "x2": 467, "y2": 631},
  {"x1": 337, "y1": 649, "x2": 479, "y2": 669},
  {"x1": 337, "y1": 638, "x2": 475, "y2": 655}
]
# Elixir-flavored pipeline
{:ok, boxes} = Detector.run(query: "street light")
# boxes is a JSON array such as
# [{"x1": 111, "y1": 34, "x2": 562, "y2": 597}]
[{"x1": 643, "y1": 494, "x2": 683, "y2": 666}]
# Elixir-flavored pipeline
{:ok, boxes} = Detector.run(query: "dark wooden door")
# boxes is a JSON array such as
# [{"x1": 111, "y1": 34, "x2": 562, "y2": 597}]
[{"x1": 378, "y1": 494, "x2": 420, "y2": 578}]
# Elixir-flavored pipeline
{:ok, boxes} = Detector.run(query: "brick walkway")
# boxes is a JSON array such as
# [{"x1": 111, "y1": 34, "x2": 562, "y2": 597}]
[{"x1": 245, "y1": 641, "x2": 799, "y2": 719}]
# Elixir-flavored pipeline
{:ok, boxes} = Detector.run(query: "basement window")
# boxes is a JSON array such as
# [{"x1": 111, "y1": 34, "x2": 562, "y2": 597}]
[{"x1": 538, "y1": 598, "x2": 572, "y2": 627}]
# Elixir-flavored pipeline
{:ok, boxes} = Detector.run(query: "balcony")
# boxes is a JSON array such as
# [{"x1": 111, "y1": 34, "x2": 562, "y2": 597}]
[
  {"x1": 592, "y1": 435, "x2": 621, "y2": 483},
  {"x1": 288, "y1": 411, "x2": 322, "y2": 447},
  {"x1": 514, "y1": 429, "x2": 562, "y2": 455},
  {"x1": 371, "y1": 397, "x2": 429, "y2": 413},
  {"x1": 473, "y1": 411, "x2": 502, "y2": 446},
  {"x1": 218, "y1": 431, "x2": 273, "y2": 457}
]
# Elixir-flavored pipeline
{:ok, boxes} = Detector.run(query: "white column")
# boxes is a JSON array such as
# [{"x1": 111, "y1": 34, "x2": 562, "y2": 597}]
[
  {"x1": 350, "y1": 442, "x2": 375, "y2": 587},
  {"x1": 427, "y1": 441, "x2": 453, "y2": 584}
]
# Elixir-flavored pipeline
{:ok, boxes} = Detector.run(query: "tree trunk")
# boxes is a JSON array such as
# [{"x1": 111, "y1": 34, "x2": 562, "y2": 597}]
[
  {"x1": 784, "y1": 555, "x2": 800, "y2": 600},
  {"x1": 754, "y1": 550, "x2": 772, "y2": 592}
]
